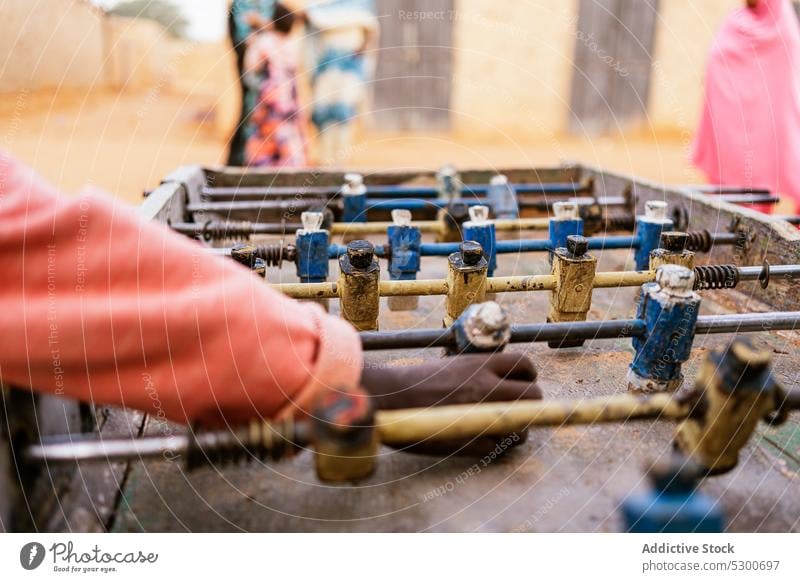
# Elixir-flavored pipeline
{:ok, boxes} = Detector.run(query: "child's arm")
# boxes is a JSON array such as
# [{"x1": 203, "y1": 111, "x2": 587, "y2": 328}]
[{"x1": 0, "y1": 153, "x2": 362, "y2": 426}]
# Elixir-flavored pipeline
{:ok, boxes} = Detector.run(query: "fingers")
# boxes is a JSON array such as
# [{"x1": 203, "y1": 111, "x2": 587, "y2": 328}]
[
  {"x1": 482, "y1": 379, "x2": 542, "y2": 402},
  {"x1": 486, "y1": 353, "x2": 538, "y2": 382},
  {"x1": 390, "y1": 432, "x2": 528, "y2": 457}
]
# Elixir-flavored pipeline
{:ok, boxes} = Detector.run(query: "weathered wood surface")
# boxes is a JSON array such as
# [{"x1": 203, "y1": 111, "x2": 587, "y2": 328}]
[{"x1": 201, "y1": 165, "x2": 581, "y2": 189}]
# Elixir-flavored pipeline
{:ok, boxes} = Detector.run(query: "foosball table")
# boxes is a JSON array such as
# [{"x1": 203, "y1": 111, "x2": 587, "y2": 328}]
[{"x1": 2, "y1": 163, "x2": 799, "y2": 533}]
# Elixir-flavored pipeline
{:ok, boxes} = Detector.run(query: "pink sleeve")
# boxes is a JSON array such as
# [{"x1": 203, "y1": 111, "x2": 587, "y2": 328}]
[{"x1": 0, "y1": 153, "x2": 362, "y2": 425}]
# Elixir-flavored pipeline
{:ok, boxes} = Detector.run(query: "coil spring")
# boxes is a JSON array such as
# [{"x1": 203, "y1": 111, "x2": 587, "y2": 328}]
[
  {"x1": 255, "y1": 243, "x2": 297, "y2": 267},
  {"x1": 187, "y1": 420, "x2": 301, "y2": 469},
  {"x1": 603, "y1": 214, "x2": 635, "y2": 231},
  {"x1": 684, "y1": 230, "x2": 713, "y2": 253},
  {"x1": 693, "y1": 264, "x2": 740, "y2": 290},
  {"x1": 202, "y1": 221, "x2": 253, "y2": 241}
]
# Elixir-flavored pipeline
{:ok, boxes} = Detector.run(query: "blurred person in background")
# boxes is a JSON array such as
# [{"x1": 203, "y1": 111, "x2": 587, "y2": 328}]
[
  {"x1": 304, "y1": 0, "x2": 378, "y2": 165},
  {"x1": 227, "y1": 0, "x2": 276, "y2": 166},
  {"x1": 692, "y1": 0, "x2": 800, "y2": 214},
  {"x1": 244, "y1": 3, "x2": 308, "y2": 166}
]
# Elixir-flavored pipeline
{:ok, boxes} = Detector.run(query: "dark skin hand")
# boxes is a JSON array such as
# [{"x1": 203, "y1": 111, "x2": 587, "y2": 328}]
[{"x1": 360, "y1": 353, "x2": 541, "y2": 456}]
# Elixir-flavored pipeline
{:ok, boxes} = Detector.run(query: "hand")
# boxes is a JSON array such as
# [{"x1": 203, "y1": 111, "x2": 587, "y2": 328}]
[{"x1": 360, "y1": 353, "x2": 541, "y2": 455}]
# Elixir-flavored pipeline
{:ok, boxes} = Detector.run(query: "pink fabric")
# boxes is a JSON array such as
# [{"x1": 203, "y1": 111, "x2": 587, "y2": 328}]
[
  {"x1": 692, "y1": 0, "x2": 800, "y2": 212},
  {"x1": 0, "y1": 153, "x2": 362, "y2": 426}
]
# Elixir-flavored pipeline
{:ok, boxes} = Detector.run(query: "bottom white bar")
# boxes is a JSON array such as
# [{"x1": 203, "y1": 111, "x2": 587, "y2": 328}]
[{"x1": 0, "y1": 533, "x2": 797, "y2": 581}]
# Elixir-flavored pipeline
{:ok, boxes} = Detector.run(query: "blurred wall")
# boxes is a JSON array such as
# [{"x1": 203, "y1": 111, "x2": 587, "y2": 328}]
[
  {"x1": 105, "y1": 15, "x2": 171, "y2": 90},
  {"x1": 450, "y1": 0, "x2": 577, "y2": 139},
  {"x1": 0, "y1": 0, "x2": 752, "y2": 140},
  {"x1": 449, "y1": 0, "x2": 742, "y2": 139},
  {"x1": 0, "y1": 0, "x2": 238, "y2": 139},
  {"x1": 0, "y1": 0, "x2": 107, "y2": 93},
  {"x1": 648, "y1": 1, "x2": 740, "y2": 135}
]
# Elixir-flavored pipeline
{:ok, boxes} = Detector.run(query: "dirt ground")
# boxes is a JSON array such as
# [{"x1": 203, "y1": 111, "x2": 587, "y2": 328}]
[{"x1": 0, "y1": 86, "x2": 795, "y2": 216}]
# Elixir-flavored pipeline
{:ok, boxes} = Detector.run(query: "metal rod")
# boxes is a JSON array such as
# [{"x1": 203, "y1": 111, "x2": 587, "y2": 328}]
[
  {"x1": 689, "y1": 186, "x2": 772, "y2": 195},
  {"x1": 738, "y1": 265, "x2": 800, "y2": 281},
  {"x1": 494, "y1": 239, "x2": 553, "y2": 253},
  {"x1": 591, "y1": 271, "x2": 655, "y2": 288},
  {"x1": 200, "y1": 181, "x2": 592, "y2": 200},
  {"x1": 485, "y1": 275, "x2": 558, "y2": 293},
  {"x1": 587, "y1": 235, "x2": 639, "y2": 251},
  {"x1": 376, "y1": 394, "x2": 690, "y2": 444},
  {"x1": 330, "y1": 217, "x2": 551, "y2": 235},
  {"x1": 360, "y1": 328, "x2": 456, "y2": 350},
  {"x1": 187, "y1": 196, "x2": 629, "y2": 216},
  {"x1": 25, "y1": 434, "x2": 191, "y2": 463},
  {"x1": 359, "y1": 319, "x2": 646, "y2": 350},
  {"x1": 217, "y1": 228, "x2": 744, "y2": 263},
  {"x1": 271, "y1": 270, "x2": 656, "y2": 299},
  {"x1": 717, "y1": 194, "x2": 779, "y2": 205},
  {"x1": 379, "y1": 279, "x2": 450, "y2": 296},
  {"x1": 507, "y1": 319, "x2": 647, "y2": 343},
  {"x1": 173, "y1": 217, "x2": 556, "y2": 240},
  {"x1": 331, "y1": 221, "x2": 441, "y2": 235},
  {"x1": 23, "y1": 392, "x2": 688, "y2": 463},
  {"x1": 170, "y1": 221, "x2": 299, "y2": 237},
  {"x1": 272, "y1": 281, "x2": 338, "y2": 299},
  {"x1": 359, "y1": 312, "x2": 800, "y2": 352},
  {"x1": 695, "y1": 312, "x2": 800, "y2": 334}
]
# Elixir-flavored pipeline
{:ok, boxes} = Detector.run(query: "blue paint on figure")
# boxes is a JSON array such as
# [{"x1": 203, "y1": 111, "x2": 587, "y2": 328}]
[
  {"x1": 629, "y1": 266, "x2": 700, "y2": 392},
  {"x1": 295, "y1": 213, "x2": 330, "y2": 282},
  {"x1": 622, "y1": 455, "x2": 725, "y2": 533},
  {"x1": 462, "y1": 206, "x2": 497, "y2": 276},
  {"x1": 633, "y1": 201, "x2": 674, "y2": 271},
  {"x1": 387, "y1": 211, "x2": 422, "y2": 282}
]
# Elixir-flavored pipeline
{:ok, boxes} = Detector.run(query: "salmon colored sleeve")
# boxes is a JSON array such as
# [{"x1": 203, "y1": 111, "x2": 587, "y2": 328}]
[{"x1": 0, "y1": 153, "x2": 362, "y2": 425}]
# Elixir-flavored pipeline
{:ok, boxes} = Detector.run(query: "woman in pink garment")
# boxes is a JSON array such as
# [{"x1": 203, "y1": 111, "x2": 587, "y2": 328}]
[
  {"x1": 692, "y1": 0, "x2": 800, "y2": 213},
  {"x1": 0, "y1": 153, "x2": 538, "y2": 452}
]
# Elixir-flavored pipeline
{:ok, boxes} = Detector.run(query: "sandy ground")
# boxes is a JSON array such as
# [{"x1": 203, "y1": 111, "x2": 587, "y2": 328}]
[{"x1": 0, "y1": 86, "x2": 794, "y2": 215}]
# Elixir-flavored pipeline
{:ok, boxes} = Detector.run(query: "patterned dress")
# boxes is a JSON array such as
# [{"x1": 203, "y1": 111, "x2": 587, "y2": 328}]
[
  {"x1": 227, "y1": 0, "x2": 275, "y2": 166},
  {"x1": 244, "y1": 32, "x2": 308, "y2": 167}
]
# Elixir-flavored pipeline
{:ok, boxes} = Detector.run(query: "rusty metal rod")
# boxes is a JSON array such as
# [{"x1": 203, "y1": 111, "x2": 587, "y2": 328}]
[
  {"x1": 376, "y1": 394, "x2": 690, "y2": 443},
  {"x1": 379, "y1": 279, "x2": 450, "y2": 296},
  {"x1": 25, "y1": 385, "x2": 800, "y2": 464},
  {"x1": 269, "y1": 265, "x2": 799, "y2": 300},
  {"x1": 172, "y1": 217, "x2": 557, "y2": 240},
  {"x1": 272, "y1": 281, "x2": 338, "y2": 299},
  {"x1": 186, "y1": 196, "x2": 629, "y2": 215},
  {"x1": 171, "y1": 221, "x2": 299, "y2": 237},
  {"x1": 21, "y1": 393, "x2": 685, "y2": 464}
]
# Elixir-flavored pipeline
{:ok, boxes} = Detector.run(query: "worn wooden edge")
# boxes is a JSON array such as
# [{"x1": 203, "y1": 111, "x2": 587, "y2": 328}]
[
  {"x1": 200, "y1": 164, "x2": 581, "y2": 189},
  {"x1": 579, "y1": 165, "x2": 800, "y2": 311}
]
